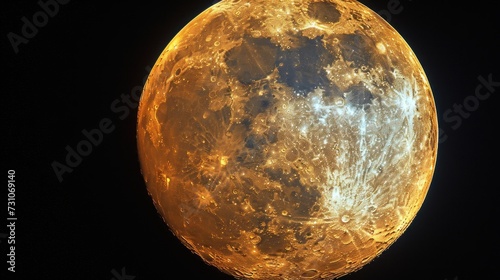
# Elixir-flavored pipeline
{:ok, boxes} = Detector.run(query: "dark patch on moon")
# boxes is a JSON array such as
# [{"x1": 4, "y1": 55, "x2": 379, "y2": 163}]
[
  {"x1": 344, "y1": 82, "x2": 374, "y2": 108},
  {"x1": 277, "y1": 36, "x2": 335, "y2": 96},
  {"x1": 240, "y1": 118, "x2": 252, "y2": 129},
  {"x1": 307, "y1": 1, "x2": 341, "y2": 24},
  {"x1": 265, "y1": 127, "x2": 279, "y2": 144},
  {"x1": 265, "y1": 167, "x2": 302, "y2": 188},
  {"x1": 245, "y1": 134, "x2": 265, "y2": 149},
  {"x1": 264, "y1": 168, "x2": 321, "y2": 217},
  {"x1": 225, "y1": 36, "x2": 278, "y2": 84},
  {"x1": 337, "y1": 33, "x2": 375, "y2": 68},
  {"x1": 245, "y1": 92, "x2": 275, "y2": 117},
  {"x1": 258, "y1": 233, "x2": 288, "y2": 255},
  {"x1": 295, "y1": 226, "x2": 313, "y2": 244},
  {"x1": 235, "y1": 133, "x2": 268, "y2": 166}
]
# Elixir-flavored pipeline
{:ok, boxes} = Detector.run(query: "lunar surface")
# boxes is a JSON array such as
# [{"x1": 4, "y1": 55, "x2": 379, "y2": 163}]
[{"x1": 137, "y1": 0, "x2": 438, "y2": 279}]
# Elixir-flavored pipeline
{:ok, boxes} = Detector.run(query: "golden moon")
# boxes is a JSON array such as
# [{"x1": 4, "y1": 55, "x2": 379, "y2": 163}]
[{"x1": 137, "y1": 0, "x2": 438, "y2": 279}]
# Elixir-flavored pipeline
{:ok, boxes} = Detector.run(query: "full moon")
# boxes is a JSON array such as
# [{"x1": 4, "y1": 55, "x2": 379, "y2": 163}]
[{"x1": 137, "y1": 0, "x2": 438, "y2": 279}]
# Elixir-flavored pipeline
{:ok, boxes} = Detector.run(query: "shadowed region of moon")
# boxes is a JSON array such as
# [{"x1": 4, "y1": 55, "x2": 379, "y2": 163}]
[
  {"x1": 277, "y1": 36, "x2": 335, "y2": 96},
  {"x1": 225, "y1": 36, "x2": 278, "y2": 84},
  {"x1": 307, "y1": 1, "x2": 341, "y2": 23},
  {"x1": 137, "y1": 0, "x2": 438, "y2": 279},
  {"x1": 337, "y1": 33, "x2": 376, "y2": 68},
  {"x1": 345, "y1": 82, "x2": 375, "y2": 109}
]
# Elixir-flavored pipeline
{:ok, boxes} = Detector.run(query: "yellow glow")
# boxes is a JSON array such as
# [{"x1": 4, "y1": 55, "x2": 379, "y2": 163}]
[
  {"x1": 376, "y1": 42, "x2": 386, "y2": 54},
  {"x1": 220, "y1": 156, "x2": 229, "y2": 166}
]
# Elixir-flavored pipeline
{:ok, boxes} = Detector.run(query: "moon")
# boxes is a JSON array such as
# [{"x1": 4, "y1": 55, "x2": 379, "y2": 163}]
[{"x1": 137, "y1": 0, "x2": 438, "y2": 279}]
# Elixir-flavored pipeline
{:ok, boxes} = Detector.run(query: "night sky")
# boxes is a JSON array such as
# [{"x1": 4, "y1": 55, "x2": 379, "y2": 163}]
[{"x1": 2, "y1": 1, "x2": 499, "y2": 279}]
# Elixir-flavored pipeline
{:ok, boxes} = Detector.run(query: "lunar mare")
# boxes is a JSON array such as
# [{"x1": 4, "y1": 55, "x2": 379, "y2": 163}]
[{"x1": 137, "y1": 0, "x2": 438, "y2": 279}]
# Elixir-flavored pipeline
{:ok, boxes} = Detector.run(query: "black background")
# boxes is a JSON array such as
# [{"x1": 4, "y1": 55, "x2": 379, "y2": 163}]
[{"x1": 2, "y1": 0, "x2": 499, "y2": 279}]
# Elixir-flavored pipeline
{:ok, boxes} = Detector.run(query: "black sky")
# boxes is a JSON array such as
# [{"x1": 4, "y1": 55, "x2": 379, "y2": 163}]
[{"x1": 2, "y1": 1, "x2": 500, "y2": 279}]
